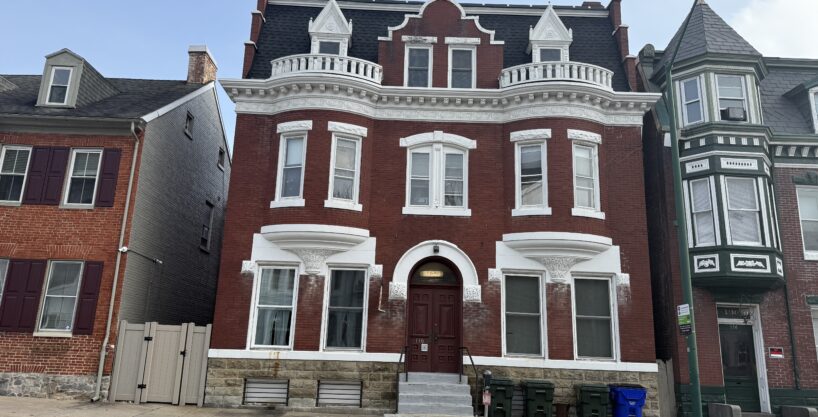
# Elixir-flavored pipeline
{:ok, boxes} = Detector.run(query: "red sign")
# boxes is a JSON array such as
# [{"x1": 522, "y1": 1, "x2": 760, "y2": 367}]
[
  {"x1": 769, "y1": 347, "x2": 784, "y2": 359},
  {"x1": 483, "y1": 391, "x2": 492, "y2": 406}
]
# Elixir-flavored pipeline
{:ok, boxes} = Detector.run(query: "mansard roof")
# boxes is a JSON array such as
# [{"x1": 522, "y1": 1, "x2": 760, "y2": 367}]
[{"x1": 248, "y1": 0, "x2": 631, "y2": 92}]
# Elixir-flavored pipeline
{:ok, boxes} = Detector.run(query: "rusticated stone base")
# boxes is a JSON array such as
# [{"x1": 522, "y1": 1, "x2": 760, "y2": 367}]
[
  {"x1": 205, "y1": 358, "x2": 659, "y2": 417},
  {"x1": 0, "y1": 373, "x2": 109, "y2": 400}
]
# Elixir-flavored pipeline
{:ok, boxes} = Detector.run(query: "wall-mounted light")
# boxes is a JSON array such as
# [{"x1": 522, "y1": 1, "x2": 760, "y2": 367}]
[{"x1": 433, "y1": 245, "x2": 439, "y2": 254}]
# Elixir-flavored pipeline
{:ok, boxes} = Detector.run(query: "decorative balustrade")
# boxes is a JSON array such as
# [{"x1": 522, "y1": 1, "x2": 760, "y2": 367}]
[
  {"x1": 270, "y1": 54, "x2": 383, "y2": 84},
  {"x1": 500, "y1": 61, "x2": 614, "y2": 89}
]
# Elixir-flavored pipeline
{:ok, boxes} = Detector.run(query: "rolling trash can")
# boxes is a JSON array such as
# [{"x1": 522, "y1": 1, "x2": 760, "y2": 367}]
[
  {"x1": 609, "y1": 385, "x2": 647, "y2": 417},
  {"x1": 577, "y1": 384, "x2": 610, "y2": 417},
  {"x1": 522, "y1": 380, "x2": 554, "y2": 417},
  {"x1": 489, "y1": 378, "x2": 515, "y2": 417}
]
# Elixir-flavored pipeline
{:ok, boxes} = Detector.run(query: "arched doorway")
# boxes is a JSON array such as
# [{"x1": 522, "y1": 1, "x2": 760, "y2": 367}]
[{"x1": 406, "y1": 257, "x2": 462, "y2": 373}]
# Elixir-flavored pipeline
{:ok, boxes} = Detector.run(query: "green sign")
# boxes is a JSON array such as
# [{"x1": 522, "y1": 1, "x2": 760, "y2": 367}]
[{"x1": 678, "y1": 304, "x2": 692, "y2": 336}]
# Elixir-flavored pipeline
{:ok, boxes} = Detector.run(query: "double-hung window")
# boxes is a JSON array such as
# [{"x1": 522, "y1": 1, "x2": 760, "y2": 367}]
[
  {"x1": 325, "y1": 269, "x2": 367, "y2": 349},
  {"x1": 572, "y1": 137, "x2": 603, "y2": 219},
  {"x1": 504, "y1": 275, "x2": 542, "y2": 356},
  {"x1": 402, "y1": 132, "x2": 474, "y2": 216},
  {"x1": 725, "y1": 177, "x2": 762, "y2": 245},
  {"x1": 449, "y1": 48, "x2": 475, "y2": 88},
  {"x1": 538, "y1": 48, "x2": 562, "y2": 62},
  {"x1": 574, "y1": 277, "x2": 615, "y2": 360},
  {"x1": 319, "y1": 41, "x2": 341, "y2": 55},
  {"x1": 0, "y1": 259, "x2": 8, "y2": 307},
  {"x1": 325, "y1": 130, "x2": 363, "y2": 211},
  {"x1": 64, "y1": 149, "x2": 102, "y2": 206},
  {"x1": 39, "y1": 261, "x2": 83, "y2": 333},
  {"x1": 812, "y1": 309, "x2": 818, "y2": 361},
  {"x1": 273, "y1": 121, "x2": 312, "y2": 208},
  {"x1": 812, "y1": 92, "x2": 818, "y2": 134},
  {"x1": 690, "y1": 178, "x2": 716, "y2": 246},
  {"x1": 717, "y1": 74, "x2": 748, "y2": 121},
  {"x1": 512, "y1": 131, "x2": 550, "y2": 216},
  {"x1": 46, "y1": 67, "x2": 72, "y2": 105},
  {"x1": 406, "y1": 47, "x2": 432, "y2": 88},
  {"x1": 681, "y1": 77, "x2": 704, "y2": 125},
  {"x1": 253, "y1": 268, "x2": 297, "y2": 347},
  {"x1": 0, "y1": 146, "x2": 32, "y2": 203},
  {"x1": 797, "y1": 188, "x2": 818, "y2": 259}
]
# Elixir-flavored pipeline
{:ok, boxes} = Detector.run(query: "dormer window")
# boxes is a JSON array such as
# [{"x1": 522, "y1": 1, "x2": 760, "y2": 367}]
[
  {"x1": 308, "y1": 0, "x2": 352, "y2": 57},
  {"x1": 319, "y1": 41, "x2": 341, "y2": 55},
  {"x1": 47, "y1": 67, "x2": 72, "y2": 105},
  {"x1": 716, "y1": 74, "x2": 748, "y2": 122},
  {"x1": 528, "y1": 4, "x2": 572, "y2": 63},
  {"x1": 538, "y1": 48, "x2": 562, "y2": 62},
  {"x1": 811, "y1": 91, "x2": 818, "y2": 133}
]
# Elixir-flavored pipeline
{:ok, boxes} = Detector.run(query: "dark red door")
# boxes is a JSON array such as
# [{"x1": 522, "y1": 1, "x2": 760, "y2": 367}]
[{"x1": 408, "y1": 286, "x2": 460, "y2": 373}]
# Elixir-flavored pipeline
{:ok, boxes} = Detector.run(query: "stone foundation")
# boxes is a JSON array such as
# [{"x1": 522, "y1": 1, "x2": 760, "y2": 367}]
[
  {"x1": 0, "y1": 373, "x2": 110, "y2": 400},
  {"x1": 205, "y1": 358, "x2": 659, "y2": 416}
]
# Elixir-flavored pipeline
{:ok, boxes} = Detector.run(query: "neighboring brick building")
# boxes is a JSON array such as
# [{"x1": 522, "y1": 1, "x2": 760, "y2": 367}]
[
  {"x1": 0, "y1": 46, "x2": 231, "y2": 399},
  {"x1": 211, "y1": 0, "x2": 660, "y2": 414},
  {"x1": 638, "y1": 1, "x2": 818, "y2": 415}
]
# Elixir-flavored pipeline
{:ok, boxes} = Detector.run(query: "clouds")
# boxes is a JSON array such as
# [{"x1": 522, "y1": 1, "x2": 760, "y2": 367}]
[{"x1": 730, "y1": 0, "x2": 818, "y2": 58}]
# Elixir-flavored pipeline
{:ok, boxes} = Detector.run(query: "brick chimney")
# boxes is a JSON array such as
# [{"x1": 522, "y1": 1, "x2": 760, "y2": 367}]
[{"x1": 187, "y1": 45, "x2": 218, "y2": 84}]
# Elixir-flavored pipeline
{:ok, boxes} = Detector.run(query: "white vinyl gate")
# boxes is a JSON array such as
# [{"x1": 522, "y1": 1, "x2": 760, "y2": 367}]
[{"x1": 108, "y1": 321, "x2": 211, "y2": 405}]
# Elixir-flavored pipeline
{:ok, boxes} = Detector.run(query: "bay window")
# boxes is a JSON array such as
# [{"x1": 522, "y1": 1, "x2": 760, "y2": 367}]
[
  {"x1": 797, "y1": 188, "x2": 818, "y2": 259},
  {"x1": 572, "y1": 142, "x2": 602, "y2": 218},
  {"x1": 39, "y1": 261, "x2": 83, "y2": 332},
  {"x1": 326, "y1": 133, "x2": 362, "y2": 211},
  {"x1": 717, "y1": 74, "x2": 748, "y2": 121},
  {"x1": 325, "y1": 269, "x2": 367, "y2": 349},
  {"x1": 681, "y1": 77, "x2": 704, "y2": 125},
  {"x1": 573, "y1": 277, "x2": 615, "y2": 360},
  {"x1": 725, "y1": 177, "x2": 762, "y2": 246},
  {"x1": 64, "y1": 149, "x2": 102, "y2": 206},
  {"x1": 0, "y1": 146, "x2": 31, "y2": 203},
  {"x1": 690, "y1": 178, "x2": 716, "y2": 246},
  {"x1": 504, "y1": 275, "x2": 542, "y2": 356},
  {"x1": 253, "y1": 268, "x2": 297, "y2": 347},
  {"x1": 514, "y1": 141, "x2": 550, "y2": 216}
]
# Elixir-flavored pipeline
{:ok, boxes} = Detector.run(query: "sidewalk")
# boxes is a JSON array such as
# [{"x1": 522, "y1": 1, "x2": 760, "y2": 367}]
[{"x1": 0, "y1": 397, "x2": 324, "y2": 417}]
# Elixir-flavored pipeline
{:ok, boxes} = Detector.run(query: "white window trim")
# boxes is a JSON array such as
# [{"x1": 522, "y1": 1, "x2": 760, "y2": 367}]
[
  {"x1": 321, "y1": 267, "x2": 369, "y2": 352},
  {"x1": 501, "y1": 272, "x2": 547, "y2": 358},
  {"x1": 0, "y1": 259, "x2": 8, "y2": 308},
  {"x1": 534, "y1": 47, "x2": 567, "y2": 63},
  {"x1": 570, "y1": 133, "x2": 603, "y2": 219},
  {"x1": 810, "y1": 89, "x2": 818, "y2": 135},
  {"x1": 796, "y1": 186, "x2": 818, "y2": 261},
  {"x1": 61, "y1": 149, "x2": 103, "y2": 209},
  {"x1": 680, "y1": 76, "x2": 706, "y2": 126},
  {"x1": 448, "y1": 45, "x2": 476, "y2": 89},
  {"x1": 722, "y1": 176, "x2": 764, "y2": 247},
  {"x1": 272, "y1": 129, "x2": 309, "y2": 209},
  {"x1": 812, "y1": 308, "x2": 818, "y2": 362},
  {"x1": 513, "y1": 137, "x2": 551, "y2": 216},
  {"x1": 0, "y1": 145, "x2": 33, "y2": 205},
  {"x1": 325, "y1": 133, "x2": 363, "y2": 212},
  {"x1": 248, "y1": 264, "x2": 300, "y2": 350},
  {"x1": 35, "y1": 260, "x2": 84, "y2": 337},
  {"x1": 403, "y1": 145, "x2": 471, "y2": 217},
  {"x1": 571, "y1": 275, "x2": 619, "y2": 362},
  {"x1": 404, "y1": 45, "x2": 433, "y2": 88},
  {"x1": 45, "y1": 66, "x2": 73, "y2": 106},
  {"x1": 715, "y1": 73, "x2": 749, "y2": 122},
  {"x1": 686, "y1": 177, "x2": 719, "y2": 247}
]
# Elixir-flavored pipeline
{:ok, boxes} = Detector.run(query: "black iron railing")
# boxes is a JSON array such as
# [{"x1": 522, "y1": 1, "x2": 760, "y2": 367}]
[
  {"x1": 460, "y1": 347, "x2": 480, "y2": 416},
  {"x1": 395, "y1": 345, "x2": 408, "y2": 413}
]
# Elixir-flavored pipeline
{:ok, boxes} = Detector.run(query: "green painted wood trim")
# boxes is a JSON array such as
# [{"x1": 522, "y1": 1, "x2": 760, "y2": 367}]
[{"x1": 793, "y1": 172, "x2": 818, "y2": 186}]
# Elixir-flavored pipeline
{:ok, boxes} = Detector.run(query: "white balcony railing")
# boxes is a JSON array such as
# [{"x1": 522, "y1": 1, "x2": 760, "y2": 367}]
[
  {"x1": 270, "y1": 54, "x2": 383, "y2": 84},
  {"x1": 500, "y1": 61, "x2": 614, "y2": 90}
]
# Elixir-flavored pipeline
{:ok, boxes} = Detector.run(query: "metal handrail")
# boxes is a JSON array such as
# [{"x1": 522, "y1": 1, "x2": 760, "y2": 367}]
[
  {"x1": 395, "y1": 345, "x2": 408, "y2": 413},
  {"x1": 460, "y1": 347, "x2": 480, "y2": 416}
]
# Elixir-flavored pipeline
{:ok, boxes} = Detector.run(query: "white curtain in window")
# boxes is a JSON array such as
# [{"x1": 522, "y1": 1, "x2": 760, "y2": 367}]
[
  {"x1": 410, "y1": 151, "x2": 431, "y2": 206},
  {"x1": 691, "y1": 179, "x2": 715, "y2": 245},
  {"x1": 444, "y1": 153, "x2": 464, "y2": 207},
  {"x1": 726, "y1": 177, "x2": 761, "y2": 244},
  {"x1": 326, "y1": 270, "x2": 365, "y2": 348},
  {"x1": 505, "y1": 276, "x2": 541, "y2": 355},
  {"x1": 255, "y1": 269, "x2": 296, "y2": 346}
]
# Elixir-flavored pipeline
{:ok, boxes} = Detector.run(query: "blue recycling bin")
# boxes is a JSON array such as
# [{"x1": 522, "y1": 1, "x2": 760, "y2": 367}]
[{"x1": 609, "y1": 385, "x2": 647, "y2": 417}]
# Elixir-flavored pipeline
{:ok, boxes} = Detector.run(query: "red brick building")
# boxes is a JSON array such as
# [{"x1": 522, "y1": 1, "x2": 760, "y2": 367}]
[
  {"x1": 211, "y1": 0, "x2": 660, "y2": 414},
  {"x1": 0, "y1": 47, "x2": 230, "y2": 399}
]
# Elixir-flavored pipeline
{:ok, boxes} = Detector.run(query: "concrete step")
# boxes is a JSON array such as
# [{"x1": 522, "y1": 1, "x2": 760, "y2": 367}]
[
  {"x1": 401, "y1": 373, "x2": 468, "y2": 384},
  {"x1": 397, "y1": 403, "x2": 474, "y2": 416},
  {"x1": 399, "y1": 382, "x2": 472, "y2": 395},
  {"x1": 398, "y1": 392, "x2": 473, "y2": 405},
  {"x1": 744, "y1": 413, "x2": 775, "y2": 417},
  {"x1": 385, "y1": 414, "x2": 475, "y2": 417}
]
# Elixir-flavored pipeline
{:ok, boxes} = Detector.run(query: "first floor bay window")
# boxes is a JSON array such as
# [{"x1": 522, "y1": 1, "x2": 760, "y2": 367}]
[
  {"x1": 725, "y1": 177, "x2": 762, "y2": 245},
  {"x1": 504, "y1": 275, "x2": 542, "y2": 356},
  {"x1": 254, "y1": 268, "x2": 297, "y2": 347},
  {"x1": 690, "y1": 178, "x2": 716, "y2": 246},
  {"x1": 325, "y1": 269, "x2": 366, "y2": 349},
  {"x1": 39, "y1": 261, "x2": 83, "y2": 332},
  {"x1": 797, "y1": 188, "x2": 818, "y2": 257},
  {"x1": 0, "y1": 146, "x2": 31, "y2": 203},
  {"x1": 574, "y1": 277, "x2": 614, "y2": 359}
]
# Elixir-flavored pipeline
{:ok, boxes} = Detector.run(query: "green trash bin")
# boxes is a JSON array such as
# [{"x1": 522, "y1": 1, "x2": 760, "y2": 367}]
[
  {"x1": 577, "y1": 384, "x2": 610, "y2": 417},
  {"x1": 489, "y1": 378, "x2": 515, "y2": 417},
  {"x1": 523, "y1": 380, "x2": 554, "y2": 417}
]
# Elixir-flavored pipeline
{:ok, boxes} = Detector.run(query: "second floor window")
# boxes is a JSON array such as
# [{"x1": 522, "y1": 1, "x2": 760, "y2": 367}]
[
  {"x1": 690, "y1": 178, "x2": 716, "y2": 246},
  {"x1": 514, "y1": 141, "x2": 549, "y2": 215},
  {"x1": 717, "y1": 74, "x2": 748, "y2": 121},
  {"x1": 797, "y1": 188, "x2": 818, "y2": 257},
  {"x1": 681, "y1": 77, "x2": 704, "y2": 126},
  {"x1": 201, "y1": 201, "x2": 214, "y2": 251},
  {"x1": 407, "y1": 147, "x2": 468, "y2": 211},
  {"x1": 725, "y1": 177, "x2": 762, "y2": 245},
  {"x1": 449, "y1": 48, "x2": 474, "y2": 88},
  {"x1": 573, "y1": 144, "x2": 599, "y2": 211},
  {"x1": 406, "y1": 47, "x2": 432, "y2": 88},
  {"x1": 326, "y1": 134, "x2": 362, "y2": 210},
  {"x1": 65, "y1": 149, "x2": 101, "y2": 206},
  {"x1": 277, "y1": 135, "x2": 306, "y2": 200},
  {"x1": 0, "y1": 146, "x2": 32, "y2": 203}
]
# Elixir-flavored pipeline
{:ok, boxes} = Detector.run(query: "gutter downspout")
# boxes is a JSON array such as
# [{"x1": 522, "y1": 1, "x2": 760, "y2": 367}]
[{"x1": 91, "y1": 121, "x2": 142, "y2": 402}]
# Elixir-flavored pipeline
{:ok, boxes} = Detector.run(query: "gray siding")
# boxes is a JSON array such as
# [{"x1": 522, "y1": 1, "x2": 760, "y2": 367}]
[{"x1": 119, "y1": 86, "x2": 231, "y2": 325}]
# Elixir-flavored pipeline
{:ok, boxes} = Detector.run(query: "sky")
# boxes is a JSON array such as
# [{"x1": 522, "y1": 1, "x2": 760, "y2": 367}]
[{"x1": 1, "y1": 0, "x2": 816, "y2": 151}]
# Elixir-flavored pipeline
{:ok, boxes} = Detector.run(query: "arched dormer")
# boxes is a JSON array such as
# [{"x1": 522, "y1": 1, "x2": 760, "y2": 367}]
[
  {"x1": 308, "y1": 0, "x2": 352, "y2": 56},
  {"x1": 528, "y1": 4, "x2": 573, "y2": 63}
]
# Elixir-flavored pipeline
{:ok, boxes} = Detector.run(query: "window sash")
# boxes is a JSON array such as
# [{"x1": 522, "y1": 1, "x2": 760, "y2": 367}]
[
  {"x1": 725, "y1": 177, "x2": 762, "y2": 245},
  {"x1": 682, "y1": 78, "x2": 704, "y2": 125},
  {"x1": 450, "y1": 49, "x2": 474, "y2": 88},
  {"x1": 573, "y1": 144, "x2": 598, "y2": 210},
  {"x1": 326, "y1": 270, "x2": 366, "y2": 349},
  {"x1": 253, "y1": 268, "x2": 296, "y2": 347},
  {"x1": 65, "y1": 150, "x2": 102, "y2": 206},
  {"x1": 717, "y1": 74, "x2": 747, "y2": 111},
  {"x1": 444, "y1": 152, "x2": 464, "y2": 207},
  {"x1": 409, "y1": 151, "x2": 431, "y2": 206},
  {"x1": 518, "y1": 143, "x2": 545, "y2": 208},
  {"x1": 47, "y1": 67, "x2": 72, "y2": 105},
  {"x1": 0, "y1": 147, "x2": 32, "y2": 203},
  {"x1": 504, "y1": 275, "x2": 542, "y2": 356},
  {"x1": 330, "y1": 136, "x2": 360, "y2": 202},
  {"x1": 39, "y1": 261, "x2": 83, "y2": 332},
  {"x1": 690, "y1": 178, "x2": 716, "y2": 245},
  {"x1": 797, "y1": 189, "x2": 818, "y2": 252},
  {"x1": 278, "y1": 135, "x2": 306, "y2": 199},
  {"x1": 407, "y1": 47, "x2": 431, "y2": 88},
  {"x1": 574, "y1": 278, "x2": 614, "y2": 359}
]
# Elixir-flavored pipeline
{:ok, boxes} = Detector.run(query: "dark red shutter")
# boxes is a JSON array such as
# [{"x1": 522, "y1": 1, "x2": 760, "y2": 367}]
[
  {"x1": 22, "y1": 148, "x2": 51, "y2": 204},
  {"x1": 0, "y1": 260, "x2": 46, "y2": 333},
  {"x1": 73, "y1": 262, "x2": 103, "y2": 335},
  {"x1": 95, "y1": 149, "x2": 121, "y2": 207},
  {"x1": 41, "y1": 147, "x2": 70, "y2": 205}
]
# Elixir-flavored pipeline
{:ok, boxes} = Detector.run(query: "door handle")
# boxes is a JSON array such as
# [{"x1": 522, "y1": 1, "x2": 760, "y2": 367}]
[{"x1": 432, "y1": 325, "x2": 439, "y2": 343}]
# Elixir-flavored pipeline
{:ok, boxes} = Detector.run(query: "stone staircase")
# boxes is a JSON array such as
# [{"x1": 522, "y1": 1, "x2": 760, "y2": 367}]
[{"x1": 384, "y1": 372, "x2": 474, "y2": 417}]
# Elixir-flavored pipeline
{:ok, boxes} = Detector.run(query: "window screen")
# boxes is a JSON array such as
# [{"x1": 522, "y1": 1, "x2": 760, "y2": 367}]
[
  {"x1": 575, "y1": 278, "x2": 613, "y2": 358},
  {"x1": 254, "y1": 268, "x2": 296, "y2": 346},
  {"x1": 326, "y1": 270, "x2": 366, "y2": 349},
  {"x1": 505, "y1": 276, "x2": 541, "y2": 355}
]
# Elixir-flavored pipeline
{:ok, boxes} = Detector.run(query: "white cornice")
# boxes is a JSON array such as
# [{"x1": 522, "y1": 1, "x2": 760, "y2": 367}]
[
  {"x1": 220, "y1": 76, "x2": 660, "y2": 127},
  {"x1": 511, "y1": 129, "x2": 552, "y2": 142},
  {"x1": 328, "y1": 121, "x2": 367, "y2": 137},
  {"x1": 266, "y1": 0, "x2": 610, "y2": 18}
]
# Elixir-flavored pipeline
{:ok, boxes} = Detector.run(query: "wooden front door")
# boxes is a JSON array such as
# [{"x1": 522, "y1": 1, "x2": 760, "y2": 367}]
[
  {"x1": 407, "y1": 285, "x2": 461, "y2": 373},
  {"x1": 719, "y1": 324, "x2": 761, "y2": 412}
]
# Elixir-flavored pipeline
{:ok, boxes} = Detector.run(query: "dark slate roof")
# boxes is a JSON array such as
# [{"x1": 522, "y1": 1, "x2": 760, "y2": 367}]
[
  {"x1": 249, "y1": 2, "x2": 630, "y2": 91},
  {"x1": 655, "y1": 1, "x2": 760, "y2": 74},
  {"x1": 759, "y1": 61, "x2": 818, "y2": 135},
  {"x1": 0, "y1": 75, "x2": 204, "y2": 120}
]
